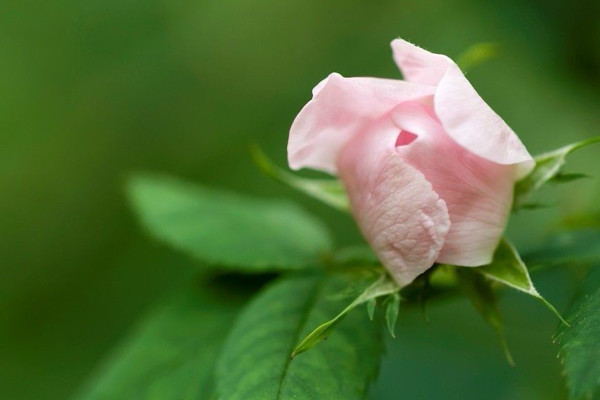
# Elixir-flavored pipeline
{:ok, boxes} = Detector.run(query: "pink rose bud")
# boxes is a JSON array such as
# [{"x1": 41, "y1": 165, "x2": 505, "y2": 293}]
[{"x1": 288, "y1": 39, "x2": 534, "y2": 286}]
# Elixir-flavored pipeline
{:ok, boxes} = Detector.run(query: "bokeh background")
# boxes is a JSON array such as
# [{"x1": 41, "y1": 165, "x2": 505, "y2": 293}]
[{"x1": 1, "y1": 0, "x2": 599, "y2": 399}]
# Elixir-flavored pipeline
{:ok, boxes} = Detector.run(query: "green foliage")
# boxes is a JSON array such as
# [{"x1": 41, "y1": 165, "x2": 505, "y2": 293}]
[
  {"x1": 385, "y1": 293, "x2": 401, "y2": 339},
  {"x1": 75, "y1": 281, "x2": 245, "y2": 400},
  {"x1": 292, "y1": 273, "x2": 399, "y2": 356},
  {"x1": 127, "y1": 174, "x2": 332, "y2": 271},
  {"x1": 514, "y1": 137, "x2": 600, "y2": 210},
  {"x1": 250, "y1": 145, "x2": 349, "y2": 212},
  {"x1": 367, "y1": 298, "x2": 377, "y2": 321},
  {"x1": 456, "y1": 42, "x2": 500, "y2": 72},
  {"x1": 477, "y1": 239, "x2": 567, "y2": 325},
  {"x1": 562, "y1": 212, "x2": 600, "y2": 230},
  {"x1": 457, "y1": 269, "x2": 513, "y2": 366},
  {"x1": 550, "y1": 172, "x2": 590, "y2": 183},
  {"x1": 331, "y1": 245, "x2": 380, "y2": 266},
  {"x1": 525, "y1": 229, "x2": 600, "y2": 269},
  {"x1": 429, "y1": 264, "x2": 459, "y2": 287},
  {"x1": 215, "y1": 274, "x2": 383, "y2": 400},
  {"x1": 556, "y1": 266, "x2": 600, "y2": 400}
]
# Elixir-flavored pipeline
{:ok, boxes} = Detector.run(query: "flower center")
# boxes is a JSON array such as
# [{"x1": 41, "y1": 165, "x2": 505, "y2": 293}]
[{"x1": 395, "y1": 130, "x2": 418, "y2": 147}]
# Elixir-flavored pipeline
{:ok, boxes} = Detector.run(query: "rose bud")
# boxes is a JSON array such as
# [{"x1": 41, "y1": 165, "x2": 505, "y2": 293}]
[{"x1": 288, "y1": 39, "x2": 534, "y2": 285}]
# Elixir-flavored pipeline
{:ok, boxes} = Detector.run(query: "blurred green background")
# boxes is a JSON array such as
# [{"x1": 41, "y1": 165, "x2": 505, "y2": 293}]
[{"x1": 1, "y1": 0, "x2": 599, "y2": 399}]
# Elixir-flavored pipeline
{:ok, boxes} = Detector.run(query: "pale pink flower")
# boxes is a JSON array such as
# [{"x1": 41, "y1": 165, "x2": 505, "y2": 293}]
[{"x1": 288, "y1": 39, "x2": 534, "y2": 285}]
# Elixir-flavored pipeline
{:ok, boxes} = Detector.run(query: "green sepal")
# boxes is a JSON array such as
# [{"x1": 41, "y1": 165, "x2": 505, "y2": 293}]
[
  {"x1": 292, "y1": 273, "x2": 399, "y2": 357},
  {"x1": 550, "y1": 172, "x2": 590, "y2": 183},
  {"x1": 477, "y1": 239, "x2": 568, "y2": 326},
  {"x1": 366, "y1": 298, "x2": 377, "y2": 321},
  {"x1": 250, "y1": 144, "x2": 349, "y2": 212},
  {"x1": 385, "y1": 293, "x2": 401, "y2": 339},
  {"x1": 514, "y1": 137, "x2": 600, "y2": 210}
]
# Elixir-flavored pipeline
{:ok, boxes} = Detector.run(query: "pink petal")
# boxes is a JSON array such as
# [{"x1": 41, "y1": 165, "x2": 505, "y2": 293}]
[
  {"x1": 287, "y1": 72, "x2": 435, "y2": 174},
  {"x1": 391, "y1": 39, "x2": 451, "y2": 86},
  {"x1": 392, "y1": 101, "x2": 516, "y2": 266},
  {"x1": 337, "y1": 120, "x2": 450, "y2": 285},
  {"x1": 391, "y1": 39, "x2": 533, "y2": 176}
]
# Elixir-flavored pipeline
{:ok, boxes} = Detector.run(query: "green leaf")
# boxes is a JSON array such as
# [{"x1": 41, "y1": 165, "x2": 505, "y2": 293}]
[
  {"x1": 477, "y1": 239, "x2": 568, "y2": 325},
  {"x1": 216, "y1": 273, "x2": 383, "y2": 400},
  {"x1": 331, "y1": 245, "x2": 380, "y2": 266},
  {"x1": 514, "y1": 137, "x2": 600, "y2": 210},
  {"x1": 127, "y1": 174, "x2": 332, "y2": 271},
  {"x1": 292, "y1": 273, "x2": 399, "y2": 356},
  {"x1": 75, "y1": 281, "x2": 245, "y2": 400},
  {"x1": 556, "y1": 266, "x2": 600, "y2": 399},
  {"x1": 250, "y1": 144, "x2": 349, "y2": 212},
  {"x1": 525, "y1": 229, "x2": 600, "y2": 269},
  {"x1": 456, "y1": 42, "x2": 500, "y2": 72},
  {"x1": 385, "y1": 293, "x2": 400, "y2": 339},
  {"x1": 457, "y1": 269, "x2": 514, "y2": 366}
]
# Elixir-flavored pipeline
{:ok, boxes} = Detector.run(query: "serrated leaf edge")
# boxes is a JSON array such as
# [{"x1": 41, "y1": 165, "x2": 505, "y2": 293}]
[
  {"x1": 292, "y1": 274, "x2": 399, "y2": 357},
  {"x1": 478, "y1": 240, "x2": 569, "y2": 326}
]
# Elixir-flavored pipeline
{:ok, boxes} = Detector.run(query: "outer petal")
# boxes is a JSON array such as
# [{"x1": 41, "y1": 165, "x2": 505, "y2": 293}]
[
  {"x1": 391, "y1": 39, "x2": 534, "y2": 177},
  {"x1": 337, "y1": 120, "x2": 450, "y2": 286},
  {"x1": 287, "y1": 72, "x2": 435, "y2": 174},
  {"x1": 392, "y1": 102, "x2": 516, "y2": 266},
  {"x1": 391, "y1": 38, "x2": 451, "y2": 86}
]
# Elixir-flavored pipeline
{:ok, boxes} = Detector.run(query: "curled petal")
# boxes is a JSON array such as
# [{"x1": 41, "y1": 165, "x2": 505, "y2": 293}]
[
  {"x1": 391, "y1": 39, "x2": 533, "y2": 176},
  {"x1": 391, "y1": 39, "x2": 451, "y2": 86},
  {"x1": 435, "y1": 64, "x2": 534, "y2": 175},
  {"x1": 392, "y1": 102, "x2": 516, "y2": 266},
  {"x1": 288, "y1": 73, "x2": 435, "y2": 174},
  {"x1": 337, "y1": 121, "x2": 450, "y2": 285}
]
